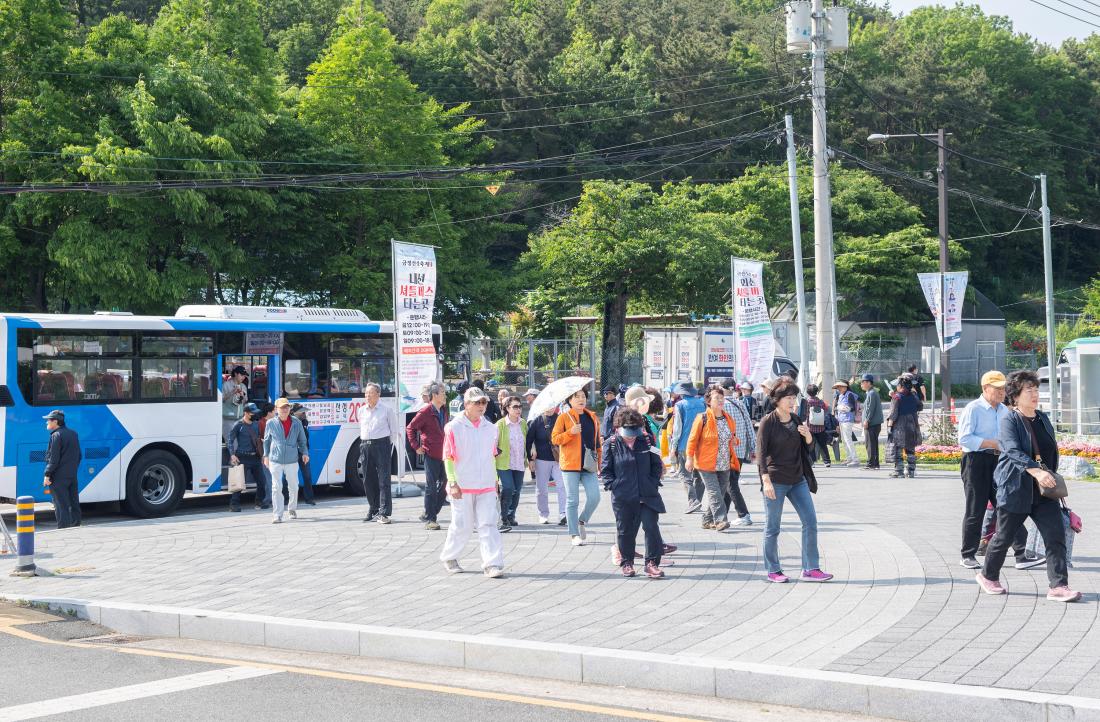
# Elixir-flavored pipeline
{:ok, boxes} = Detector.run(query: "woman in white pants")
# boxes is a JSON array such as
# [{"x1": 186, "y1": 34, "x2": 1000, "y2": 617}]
[
  {"x1": 526, "y1": 407, "x2": 566, "y2": 524},
  {"x1": 440, "y1": 386, "x2": 505, "y2": 578}
]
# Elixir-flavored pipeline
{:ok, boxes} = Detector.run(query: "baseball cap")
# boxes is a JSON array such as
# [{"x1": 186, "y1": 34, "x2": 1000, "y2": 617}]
[
  {"x1": 274, "y1": 397, "x2": 291, "y2": 408},
  {"x1": 464, "y1": 386, "x2": 490, "y2": 403},
  {"x1": 601, "y1": 385, "x2": 617, "y2": 394},
  {"x1": 524, "y1": 388, "x2": 540, "y2": 397},
  {"x1": 981, "y1": 370, "x2": 1007, "y2": 388},
  {"x1": 739, "y1": 382, "x2": 752, "y2": 390},
  {"x1": 244, "y1": 402, "x2": 261, "y2": 415},
  {"x1": 861, "y1": 373, "x2": 875, "y2": 383},
  {"x1": 42, "y1": 409, "x2": 65, "y2": 422}
]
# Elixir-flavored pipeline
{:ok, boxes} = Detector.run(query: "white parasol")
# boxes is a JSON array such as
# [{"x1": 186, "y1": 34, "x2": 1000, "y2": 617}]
[{"x1": 526, "y1": 376, "x2": 594, "y2": 421}]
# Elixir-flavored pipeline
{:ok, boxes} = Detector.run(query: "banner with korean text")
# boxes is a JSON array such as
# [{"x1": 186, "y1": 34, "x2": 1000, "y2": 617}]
[
  {"x1": 392, "y1": 240, "x2": 438, "y2": 414},
  {"x1": 731, "y1": 257, "x2": 774, "y2": 385},
  {"x1": 918, "y1": 271, "x2": 968, "y2": 352}
]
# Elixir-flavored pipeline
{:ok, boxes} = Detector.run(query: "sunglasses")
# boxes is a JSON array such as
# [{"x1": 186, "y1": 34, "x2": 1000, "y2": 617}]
[{"x1": 471, "y1": 399, "x2": 489, "y2": 405}]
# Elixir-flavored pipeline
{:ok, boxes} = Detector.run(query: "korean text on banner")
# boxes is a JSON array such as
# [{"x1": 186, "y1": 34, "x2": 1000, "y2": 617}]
[
  {"x1": 917, "y1": 272, "x2": 943, "y2": 349},
  {"x1": 942, "y1": 271, "x2": 968, "y2": 351},
  {"x1": 393, "y1": 241, "x2": 437, "y2": 413},
  {"x1": 731, "y1": 258, "x2": 773, "y2": 385}
]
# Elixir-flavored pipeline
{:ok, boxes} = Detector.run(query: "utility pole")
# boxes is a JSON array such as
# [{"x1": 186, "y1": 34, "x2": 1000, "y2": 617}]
[
  {"x1": 1039, "y1": 173, "x2": 1057, "y2": 423},
  {"x1": 937, "y1": 128, "x2": 951, "y2": 416},
  {"x1": 784, "y1": 114, "x2": 811, "y2": 386},
  {"x1": 810, "y1": 0, "x2": 836, "y2": 392}
]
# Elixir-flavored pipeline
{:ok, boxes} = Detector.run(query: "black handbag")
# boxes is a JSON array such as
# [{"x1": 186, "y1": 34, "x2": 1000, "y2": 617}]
[{"x1": 1020, "y1": 411, "x2": 1068, "y2": 500}]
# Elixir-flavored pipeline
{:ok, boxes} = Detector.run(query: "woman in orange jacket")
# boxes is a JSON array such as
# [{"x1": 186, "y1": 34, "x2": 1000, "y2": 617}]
[
  {"x1": 552, "y1": 388, "x2": 602, "y2": 546},
  {"x1": 686, "y1": 385, "x2": 741, "y2": 532}
]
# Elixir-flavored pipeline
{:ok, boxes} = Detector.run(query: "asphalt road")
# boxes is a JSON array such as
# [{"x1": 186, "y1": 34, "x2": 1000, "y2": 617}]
[{"x1": 0, "y1": 604, "x2": 883, "y2": 722}]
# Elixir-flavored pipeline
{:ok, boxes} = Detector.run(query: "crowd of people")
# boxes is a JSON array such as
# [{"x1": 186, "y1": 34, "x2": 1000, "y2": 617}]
[{"x1": 37, "y1": 360, "x2": 1081, "y2": 601}]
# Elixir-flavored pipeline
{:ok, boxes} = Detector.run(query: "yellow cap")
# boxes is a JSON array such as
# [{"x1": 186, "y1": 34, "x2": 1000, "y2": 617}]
[
  {"x1": 274, "y1": 397, "x2": 291, "y2": 407},
  {"x1": 980, "y1": 370, "x2": 1006, "y2": 388}
]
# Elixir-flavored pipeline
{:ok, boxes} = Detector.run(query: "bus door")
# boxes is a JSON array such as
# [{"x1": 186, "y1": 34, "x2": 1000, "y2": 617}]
[{"x1": 219, "y1": 354, "x2": 278, "y2": 470}]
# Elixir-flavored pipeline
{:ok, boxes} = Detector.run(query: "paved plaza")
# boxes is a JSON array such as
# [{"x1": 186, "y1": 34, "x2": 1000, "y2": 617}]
[{"x1": 2, "y1": 465, "x2": 1100, "y2": 703}]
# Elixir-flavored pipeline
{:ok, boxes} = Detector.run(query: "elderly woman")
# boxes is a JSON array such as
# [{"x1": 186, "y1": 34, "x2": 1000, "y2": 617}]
[
  {"x1": 886, "y1": 374, "x2": 923, "y2": 478},
  {"x1": 599, "y1": 408, "x2": 666, "y2": 578},
  {"x1": 976, "y1": 370, "x2": 1081, "y2": 602},
  {"x1": 495, "y1": 396, "x2": 527, "y2": 530},
  {"x1": 552, "y1": 388, "x2": 602, "y2": 546},
  {"x1": 685, "y1": 385, "x2": 740, "y2": 532},
  {"x1": 757, "y1": 378, "x2": 832, "y2": 584}
]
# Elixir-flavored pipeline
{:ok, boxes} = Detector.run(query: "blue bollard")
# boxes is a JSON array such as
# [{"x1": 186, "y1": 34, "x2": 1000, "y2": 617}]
[{"x1": 11, "y1": 495, "x2": 35, "y2": 577}]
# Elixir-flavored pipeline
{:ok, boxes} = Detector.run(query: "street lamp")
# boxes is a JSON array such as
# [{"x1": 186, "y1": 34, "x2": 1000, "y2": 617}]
[{"x1": 868, "y1": 129, "x2": 953, "y2": 415}]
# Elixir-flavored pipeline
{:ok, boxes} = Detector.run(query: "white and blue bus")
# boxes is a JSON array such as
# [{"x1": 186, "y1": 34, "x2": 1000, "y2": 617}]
[{"x1": 0, "y1": 305, "x2": 441, "y2": 517}]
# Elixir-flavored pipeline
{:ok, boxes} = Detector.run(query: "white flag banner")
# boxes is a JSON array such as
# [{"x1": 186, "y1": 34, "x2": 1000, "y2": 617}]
[
  {"x1": 731, "y1": 257, "x2": 773, "y2": 385},
  {"x1": 918, "y1": 271, "x2": 968, "y2": 352},
  {"x1": 942, "y1": 271, "x2": 968, "y2": 351},
  {"x1": 392, "y1": 240, "x2": 437, "y2": 413},
  {"x1": 917, "y1": 272, "x2": 944, "y2": 349}
]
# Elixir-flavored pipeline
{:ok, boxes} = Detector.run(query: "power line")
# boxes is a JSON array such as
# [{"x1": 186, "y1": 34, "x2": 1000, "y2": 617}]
[
  {"x1": 841, "y1": 74, "x2": 1036, "y2": 180},
  {"x1": 1048, "y1": 0, "x2": 1100, "y2": 20},
  {"x1": 1023, "y1": 0, "x2": 1100, "y2": 28}
]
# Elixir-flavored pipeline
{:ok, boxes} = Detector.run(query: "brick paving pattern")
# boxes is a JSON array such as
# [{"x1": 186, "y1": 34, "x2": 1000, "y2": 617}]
[{"x1": 2, "y1": 466, "x2": 1098, "y2": 697}]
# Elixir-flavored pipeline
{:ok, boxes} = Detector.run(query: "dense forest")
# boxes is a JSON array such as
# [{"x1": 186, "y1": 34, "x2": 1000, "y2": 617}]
[{"x1": 2, "y1": 0, "x2": 1099, "y2": 341}]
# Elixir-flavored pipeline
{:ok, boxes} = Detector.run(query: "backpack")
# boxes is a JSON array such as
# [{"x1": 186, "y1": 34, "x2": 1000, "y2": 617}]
[{"x1": 808, "y1": 403, "x2": 825, "y2": 426}]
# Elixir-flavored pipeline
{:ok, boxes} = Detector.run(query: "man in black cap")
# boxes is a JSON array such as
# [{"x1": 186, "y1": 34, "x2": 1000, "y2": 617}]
[
  {"x1": 860, "y1": 374, "x2": 883, "y2": 470},
  {"x1": 43, "y1": 410, "x2": 82, "y2": 529},
  {"x1": 600, "y1": 385, "x2": 620, "y2": 438}
]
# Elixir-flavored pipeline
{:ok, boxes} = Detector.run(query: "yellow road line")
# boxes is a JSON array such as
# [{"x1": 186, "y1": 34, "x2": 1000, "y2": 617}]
[{"x1": 0, "y1": 622, "x2": 708, "y2": 722}]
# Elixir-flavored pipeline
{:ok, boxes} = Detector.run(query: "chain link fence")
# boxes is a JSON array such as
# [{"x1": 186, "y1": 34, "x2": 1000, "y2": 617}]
[{"x1": 467, "y1": 336, "x2": 598, "y2": 393}]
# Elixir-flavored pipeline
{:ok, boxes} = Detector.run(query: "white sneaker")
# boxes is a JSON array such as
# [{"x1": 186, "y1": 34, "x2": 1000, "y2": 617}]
[
  {"x1": 732, "y1": 515, "x2": 753, "y2": 526},
  {"x1": 444, "y1": 559, "x2": 463, "y2": 574},
  {"x1": 484, "y1": 566, "x2": 504, "y2": 579},
  {"x1": 289, "y1": 510, "x2": 297, "y2": 519},
  {"x1": 571, "y1": 536, "x2": 586, "y2": 546},
  {"x1": 539, "y1": 515, "x2": 549, "y2": 524},
  {"x1": 272, "y1": 517, "x2": 282, "y2": 524},
  {"x1": 578, "y1": 521, "x2": 587, "y2": 540}
]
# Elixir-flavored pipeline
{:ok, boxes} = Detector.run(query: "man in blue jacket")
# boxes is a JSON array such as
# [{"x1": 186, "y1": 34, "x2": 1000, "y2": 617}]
[
  {"x1": 43, "y1": 410, "x2": 82, "y2": 529},
  {"x1": 263, "y1": 398, "x2": 310, "y2": 524},
  {"x1": 600, "y1": 385, "x2": 620, "y2": 438}
]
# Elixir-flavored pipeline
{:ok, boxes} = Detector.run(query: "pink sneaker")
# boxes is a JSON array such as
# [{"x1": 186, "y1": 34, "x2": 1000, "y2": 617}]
[
  {"x1": 975, "y1": 572, "x2": 1006, "y2": 595},
  {"x1": 612, "y1": 547, "x2": 623, "y2": 566},
  {"x1": 1047, "y1": 586, "x2": 1082, "y2": 602},
  {"x1": 801, "y1": 569, "x2": 834, "y2": 582},
  {"x1": 767, "y1": 571, "x2": 789, "y2": 583}
]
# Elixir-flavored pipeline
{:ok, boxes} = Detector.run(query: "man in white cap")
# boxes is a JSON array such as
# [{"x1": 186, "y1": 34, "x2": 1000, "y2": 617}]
[
  {"x1": 523, "y1": 388, "x2": 540, "y2": 415},
  {"x1": 831, "y1": 380, "x2": 860, "y2": 467},
  {"x1": 440, "y1": 386, "x2": 505, "y2": 578}
]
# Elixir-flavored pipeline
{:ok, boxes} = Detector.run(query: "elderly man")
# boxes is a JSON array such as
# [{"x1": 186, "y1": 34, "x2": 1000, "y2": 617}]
[
  {"x1": 600, "y1": 385, "x2": 620, "y2": 438},
  {"x1": 359, "y1": 382, "x2": 400, "y2": 524},
  {"x1": 860, "y1": 374, "x2": 884, "y2": 470},
  {"x1": 263, "y1": 398, "x2": 310, "y2": 524},
  {"x1": 408, "y1": 382, "x2": 449, "y2": 530},
  {"x1": 43, "y1": 410, "x2": 82, "y2": 529},
  {"x1": 958, "y1": 371, "x2": 1034, "y2": 570},
  {"x1": 440, "y1": 386, "x2": 505, "y2": 578}
]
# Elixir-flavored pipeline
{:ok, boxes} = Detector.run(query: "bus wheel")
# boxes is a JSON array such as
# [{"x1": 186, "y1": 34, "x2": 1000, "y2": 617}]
[
  {"x1": 124, "y1": 450, "x2": 186, "y2": 517},
  {"x1": 344, "y1": 441, "x2": 366, "y2": 496}
]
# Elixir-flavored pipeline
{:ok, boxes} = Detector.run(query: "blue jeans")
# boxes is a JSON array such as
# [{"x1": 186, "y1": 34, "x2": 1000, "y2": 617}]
[
  {"x1": 562, "y1": 470, "x2": 600, "y2": 536},
  {"x1": 497, "y1": 469, "x2": 524, "y2": 520},
  {"x1": 762, "y1": 479, "x2": 820, "y2": 574}
]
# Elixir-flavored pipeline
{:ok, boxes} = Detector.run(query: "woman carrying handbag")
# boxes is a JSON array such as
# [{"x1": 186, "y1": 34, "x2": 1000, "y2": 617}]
[{"x1": 977, "y1": 370, "x2": 1081, "y2": 602}]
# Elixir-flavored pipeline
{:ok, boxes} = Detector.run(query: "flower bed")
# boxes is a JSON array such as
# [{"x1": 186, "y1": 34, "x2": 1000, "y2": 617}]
[{"x1": 916, "y1": 442, "x2": 1100, "y2": 464}]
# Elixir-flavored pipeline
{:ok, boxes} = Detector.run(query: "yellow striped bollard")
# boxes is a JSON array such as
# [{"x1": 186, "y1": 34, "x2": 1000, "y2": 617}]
[{"x1": 11, "y1": 496, "x2": 36, "y2": 577}]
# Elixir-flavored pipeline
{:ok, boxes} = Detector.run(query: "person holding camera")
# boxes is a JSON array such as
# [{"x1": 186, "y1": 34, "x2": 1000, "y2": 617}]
[{"x1": 886, "y1": 374, "x2": 923, "y2": 478}]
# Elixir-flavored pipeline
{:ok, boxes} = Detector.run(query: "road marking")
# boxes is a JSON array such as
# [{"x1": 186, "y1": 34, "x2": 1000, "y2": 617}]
[
  {"x1": 0, "y1": 666, "x2": 276, "y2": 720},
  {"x1": 0, "y1": 623, "x2": 707, "y2": 722}
]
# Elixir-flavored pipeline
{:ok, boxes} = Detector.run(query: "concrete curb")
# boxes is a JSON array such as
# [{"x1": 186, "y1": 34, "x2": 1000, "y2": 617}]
[{"x1": 6, "y1": 594, "x2": 1099, "y2": 722}]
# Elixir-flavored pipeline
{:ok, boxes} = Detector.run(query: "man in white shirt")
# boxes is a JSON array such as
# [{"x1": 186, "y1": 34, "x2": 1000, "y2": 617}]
[{"x1": 359, "y1": 382, "x2": 399, "y2": 524}]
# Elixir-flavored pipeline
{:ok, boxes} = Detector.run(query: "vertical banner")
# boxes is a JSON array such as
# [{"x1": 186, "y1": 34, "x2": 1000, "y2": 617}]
[
  {"x1": 392, "y1": 240, "x2": 438, "y2": 413},
  {"x1": 918, "y1": 271, "x2": 968, "y2": 352},
  {"x1": 917, "y1": 272, "x2": 944, "y2": 349},
  {"x1": 731, "y1": 257, "x2": 774, "y2": 384},
  {"x1": 942, "y1": 271, "x2": 968, "y2": 351}
]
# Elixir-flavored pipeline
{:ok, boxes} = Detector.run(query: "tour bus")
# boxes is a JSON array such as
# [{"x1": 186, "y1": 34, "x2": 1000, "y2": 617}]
[{"x1": 0, "y1": 305, "x2": 441, "y2": 517}]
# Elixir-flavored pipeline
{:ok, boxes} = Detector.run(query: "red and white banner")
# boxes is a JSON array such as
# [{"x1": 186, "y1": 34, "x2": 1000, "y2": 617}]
[{"x1": 392, "y1": 241, "x2": 438, "y2": 413}]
